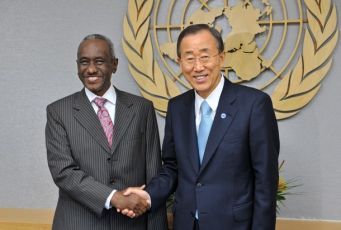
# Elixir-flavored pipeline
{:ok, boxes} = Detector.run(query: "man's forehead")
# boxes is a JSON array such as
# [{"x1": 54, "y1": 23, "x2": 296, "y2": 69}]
[
  {"x1": 78, "y1": 39, "x2": 110, "y2": 56},
  {"x1": 180, "y1": 31, "x2": 217, "y2": 48},
  {"x1": 182, "y1": 48, "x2": 210, "y2": 55}
]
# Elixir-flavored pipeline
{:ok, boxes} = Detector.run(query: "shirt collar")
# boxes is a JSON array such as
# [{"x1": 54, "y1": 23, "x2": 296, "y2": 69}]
[
  {"x1": 195, "y1": 74, "x2": 224, "y2": 116},
  {"x1": 84, "y1": 85, "x2": 116, "y2": 105}
]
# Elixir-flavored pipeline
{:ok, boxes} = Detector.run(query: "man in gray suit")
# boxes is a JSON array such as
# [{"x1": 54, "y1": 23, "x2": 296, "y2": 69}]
[{"x1": 45, "y1": 34, "x2": 167, "y2": 230}]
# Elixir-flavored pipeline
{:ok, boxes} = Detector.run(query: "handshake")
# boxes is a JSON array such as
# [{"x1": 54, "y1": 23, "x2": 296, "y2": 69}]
[{"x1": 110, "y1": 185, "x2": 151, "y2": 218}]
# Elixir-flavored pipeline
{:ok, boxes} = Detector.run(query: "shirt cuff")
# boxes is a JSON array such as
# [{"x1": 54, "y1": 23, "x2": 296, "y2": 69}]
[
  {"x1": 104, "y1": 190, "x2": 116, "y2": 209},
  {"x1": 146, "y1": 192, "x2": 152, "y2": 209}
]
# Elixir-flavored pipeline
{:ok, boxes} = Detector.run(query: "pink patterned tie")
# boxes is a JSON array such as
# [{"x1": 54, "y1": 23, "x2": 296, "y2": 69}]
[{"x1": 94, "y1": 97, "x2": 113, "y2": 148}]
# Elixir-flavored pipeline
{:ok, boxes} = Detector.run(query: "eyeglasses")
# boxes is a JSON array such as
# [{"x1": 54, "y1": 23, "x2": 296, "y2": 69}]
[{"x1": 180, "y1": 53, "x2": 221, "y2": 66}]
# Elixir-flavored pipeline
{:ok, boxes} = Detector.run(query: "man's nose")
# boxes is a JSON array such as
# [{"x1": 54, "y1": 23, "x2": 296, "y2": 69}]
[
  {"x1": 193, "y1": 59, "x2": 205, "y2": 71},
  {"x1": 87, "y1": 62, "x2": 98, "y2": 74}
]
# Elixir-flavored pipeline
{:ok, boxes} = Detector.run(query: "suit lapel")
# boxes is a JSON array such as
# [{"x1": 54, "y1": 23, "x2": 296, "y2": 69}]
[
  {"x1": 73, "y1": 89, "x2": 111, "y2": 153},
  {"x1": 182, "y1": 92, "x2": 200, "y2": 174},
  {"x1": 199, "y1": 80, "x2": 238, "y2": 173},
  {"x1": 110, "y1": 89, "x2": 135, "y2": 154}
]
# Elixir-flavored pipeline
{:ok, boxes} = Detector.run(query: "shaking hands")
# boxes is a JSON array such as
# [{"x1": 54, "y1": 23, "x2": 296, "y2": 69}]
[{"x1": 110, "y1": 185, "x2": 151, "y2": 218}]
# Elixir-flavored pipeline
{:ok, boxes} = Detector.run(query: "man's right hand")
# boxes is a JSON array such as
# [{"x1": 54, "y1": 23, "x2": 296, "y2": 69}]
[
  {"x1": 110, "y1": 188, "x2": 149, "y2": 217},
  {"x1": 118, "y1": 186, "x2": 152, "y2": 218}
]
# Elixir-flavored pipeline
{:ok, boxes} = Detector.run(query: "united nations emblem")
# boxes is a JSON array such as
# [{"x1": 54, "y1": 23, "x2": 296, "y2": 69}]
[{"x1": 122, "y1": 0, "x2": 339, "y2": 120}]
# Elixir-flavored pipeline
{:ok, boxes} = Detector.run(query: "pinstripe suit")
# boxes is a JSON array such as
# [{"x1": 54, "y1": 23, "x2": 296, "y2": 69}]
[{"x1": 46, "y1": 87, "x2": 167, "y2": 230}]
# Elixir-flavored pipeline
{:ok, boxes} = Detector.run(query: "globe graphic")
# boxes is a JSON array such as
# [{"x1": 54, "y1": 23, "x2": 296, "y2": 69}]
[{"x1": 152, "y1": 0, "x2": 304, "y2": 93}]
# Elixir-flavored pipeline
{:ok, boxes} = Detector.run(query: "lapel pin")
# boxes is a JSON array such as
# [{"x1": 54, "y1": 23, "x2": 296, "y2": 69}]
[{"x1": 221, "y1": 113, "x2": 227, "y2": 119}]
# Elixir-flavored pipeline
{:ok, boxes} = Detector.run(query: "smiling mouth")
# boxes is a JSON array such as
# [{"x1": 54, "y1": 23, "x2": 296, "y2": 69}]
[
  {"x1": 85, "y1": 76, "x2": 101, "y2": 82},
  {"x1": 194, "y1": 74, "x2": 208, "y2": 81}
]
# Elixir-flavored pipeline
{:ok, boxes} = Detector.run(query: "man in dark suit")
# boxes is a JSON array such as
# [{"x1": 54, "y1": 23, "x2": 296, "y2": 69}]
[
  {"x1": 124, "y1": 24, "x2": 280, "y2": 230},
  {"x1": 45, "y1": 34, "x2": 167, "y2": 230}
]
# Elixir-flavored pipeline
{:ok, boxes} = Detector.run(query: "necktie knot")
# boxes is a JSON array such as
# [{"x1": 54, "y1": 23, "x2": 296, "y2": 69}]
[
  {"x1": 94, "y1": 97, "x2": 107, "y2": 108},
  {"x1": 200, "y1": 101, "x2": 212, "y2": 116}
]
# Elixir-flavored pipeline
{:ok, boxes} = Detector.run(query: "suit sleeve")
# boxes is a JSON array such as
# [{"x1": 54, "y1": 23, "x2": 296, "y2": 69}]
[
  {"x1": 249, "y1": 94, "x2": 280, "y2": 230},
  {"x1": 144, "y1": 102, "x2": 168, "y2": 230},
  {"x1": 45, "y1": 105, "x2": 113, "y2": 216},
  {"x1": 146, "y1": 100, "x2": 178, "y2": 211}
]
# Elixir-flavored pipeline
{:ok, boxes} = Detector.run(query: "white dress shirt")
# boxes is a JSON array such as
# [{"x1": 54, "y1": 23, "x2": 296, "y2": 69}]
[
  {"x1": 84, "y1": 85, "x2": 116, "y2": 123},
  {"x1": 84, "y1": 85, "x2": 117, "y2": 209},
  {"x1": 194, "y1": 74, "x2": 224, "y2": 132}
]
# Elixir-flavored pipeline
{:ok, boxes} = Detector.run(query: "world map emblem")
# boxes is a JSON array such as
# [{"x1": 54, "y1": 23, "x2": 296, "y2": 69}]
[{"x1": 122, "y1": 0, "x2": 339, "y2": 120}]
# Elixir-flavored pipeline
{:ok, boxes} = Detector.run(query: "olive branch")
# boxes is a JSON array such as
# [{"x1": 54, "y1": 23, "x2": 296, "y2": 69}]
[
  {"x1": 122, "y1": 0, "x2": 180, "y2": 116},
  {"x1": 272, "y1": 0, "x2": 339, "y2": 119}
]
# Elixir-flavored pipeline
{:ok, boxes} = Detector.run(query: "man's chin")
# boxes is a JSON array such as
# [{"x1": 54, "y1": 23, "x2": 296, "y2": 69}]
[{"x1": 85, "y1": 85, "x2": 100, "y2": 93}]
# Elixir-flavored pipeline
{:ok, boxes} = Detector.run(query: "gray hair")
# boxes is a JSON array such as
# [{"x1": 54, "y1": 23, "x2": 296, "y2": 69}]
[{"x1": 79, "y1": 34, "x2": 115, "y2": 58}]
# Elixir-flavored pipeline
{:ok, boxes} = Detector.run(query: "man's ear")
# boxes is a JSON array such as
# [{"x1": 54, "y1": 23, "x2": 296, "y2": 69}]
[
  {"x1": 112, "y1": 58, "x2": 118, "y2": 73},
  {"x1": 219, "y1": 52, "x2": 225, "y2": 63}
]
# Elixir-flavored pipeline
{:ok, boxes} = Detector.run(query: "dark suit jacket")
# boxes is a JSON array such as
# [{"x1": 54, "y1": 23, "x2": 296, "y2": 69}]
[
  {"x1": 45, "y1": 87, "x2": 167, "y2": 230},
  {"x1": 147, "y1": 79, "x2": 279, "y2": 230}
]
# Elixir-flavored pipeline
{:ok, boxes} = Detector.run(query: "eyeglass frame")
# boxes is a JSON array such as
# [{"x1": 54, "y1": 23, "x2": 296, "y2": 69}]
[{"x1": 179, "y1": 52, "x2": 223, "y2": 66}]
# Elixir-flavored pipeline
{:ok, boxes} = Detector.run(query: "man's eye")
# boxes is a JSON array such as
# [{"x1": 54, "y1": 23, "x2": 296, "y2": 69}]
[
  {"x1": 95, "y1": 60, "x2": 105, "y2": 65},
  {"x1": 200, "y1": 56, "x2": 209, "y2": 62},
  {"x1": 80, "y1": 61, "x2": 89, "y2": 66},
  {"x1": 186, "y1": 57, "x2": 194, "y2": 62}
]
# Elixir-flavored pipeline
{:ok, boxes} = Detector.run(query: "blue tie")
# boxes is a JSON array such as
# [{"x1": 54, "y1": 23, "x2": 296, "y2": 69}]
[
  {"x1": 197, "y1": 100, "x2": 213, "y2": 164},
  {"x1": 196, "y1": 101, "x2": 213, "y2": 219}
]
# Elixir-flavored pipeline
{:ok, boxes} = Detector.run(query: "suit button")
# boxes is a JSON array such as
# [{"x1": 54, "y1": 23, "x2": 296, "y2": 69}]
[{"x1": 197, "y1": 183, "x2": 202, "y2": 187}]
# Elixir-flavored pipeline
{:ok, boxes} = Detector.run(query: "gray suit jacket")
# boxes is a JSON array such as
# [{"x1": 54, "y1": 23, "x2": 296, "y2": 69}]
[{"x1": 46, "y1": 87, "x2": 167, "y2": 230}]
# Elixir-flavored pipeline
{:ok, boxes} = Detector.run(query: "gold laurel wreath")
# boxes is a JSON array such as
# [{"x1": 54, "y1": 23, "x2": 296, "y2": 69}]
[
  {"x1": 123, "y1": 0, "x2": 339, "y2": 119},
  {"x1": 122, "y1": 0, "x2": 180, "y2": 116},
  {"x1": 272, "y1": 0, "x2": 339, "y2": 119}
]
